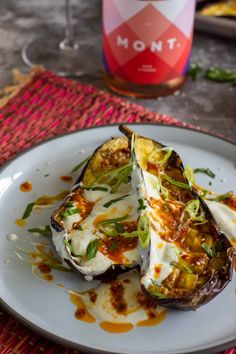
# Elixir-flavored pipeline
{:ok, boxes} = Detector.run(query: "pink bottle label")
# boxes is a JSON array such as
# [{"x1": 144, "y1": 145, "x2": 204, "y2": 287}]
[{"x1": 103, "y1": 0, "x2": 196, "y2": 85}]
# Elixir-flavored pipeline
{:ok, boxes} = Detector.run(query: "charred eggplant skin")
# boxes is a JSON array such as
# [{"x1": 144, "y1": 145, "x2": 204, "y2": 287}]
[{"x1": 120, "y1": 124, "x2": 234, "y2": 310}]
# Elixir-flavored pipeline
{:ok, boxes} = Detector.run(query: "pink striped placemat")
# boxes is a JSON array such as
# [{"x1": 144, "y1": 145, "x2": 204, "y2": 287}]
[{"x1": 0, "y1": 69, "x2": 232, "y2": 354}]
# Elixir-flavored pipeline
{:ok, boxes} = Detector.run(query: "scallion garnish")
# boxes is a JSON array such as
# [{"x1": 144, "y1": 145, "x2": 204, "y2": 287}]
[
  {"x1": 103, "y1": 194, "x2": 130, "y2": 208},
  {"x1": 71, "y1": 155, "x2": 92, "y2": 173},
  {"x1": 151, "y1": 280, "x2": 167, "y2": 299},
  {"x1": 96, "y1": 163, "x2": 133, "y2": 193},
  {"x1": 181, "y1": 199, "x2": 207, "y2": 225},
  {"x1": 162, "y1": 174, "x2": 191, "y2": 190},
  {"x1": 98, "y1": 215, "x2": 128, "y2": 237},
  {"x1": 194, "y1": 168, "x2": 215, "y2": 179},
  {"x1": 60, "y1": 208, "x2": 80, "y2": 217},
  {"x1": 138, "y1": 199, "x2": 146, "y2": 211},
  {"x1": 183, "y1": 165, "x2": 196, "y2": 185},
  {"x1": 211, "y1": 191, "x2": 233, "y2": 202},
  {"x1": 22, "y1": 202, "x2": 35, "y2": 219},
  {"x1": 86, "y1": 239, "x2": 100, "y2": 261},
  {"x1": 108, "y1": 242, "x2": 118, "y2": 252},
  {"x1": 101, "y1": 215, "x2": 129, "y2": 225},
  {"x1": 28, "y1": 225, "x2": 52, "y2": 237},
  {"x1": 202, "y1": 243, "x2": 216, "y2": 258},
  {"x1": 158, "y1": 147, "x2": 173, "y2": 166},
  {"x1": 64, "y1": 239, "x2": 73, "y2": 253},
  {"x1": 123, "y1": 216, "x2": 150, "y2": 249}
]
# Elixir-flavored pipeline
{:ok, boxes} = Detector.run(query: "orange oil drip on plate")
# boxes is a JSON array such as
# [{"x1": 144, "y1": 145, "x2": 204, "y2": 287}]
[
  {"x1": 70, "y1": 293, "x2": 96, "y2": 323},
  {"x1": 34, "y1": 190, "x2": 69, "y2": 206},
  {"x1": 60, "y1": 176, "x2": 73, "y2": 183},
  {"x1": 15, "y1": 218, "x2": 26, "y2": 227},
  {"x1": 137, "y1": 310, "x2": 167, "y2": 327},
  {"x1": 100, "y1": 321, "x2": 133, "y2": 333},
  {"x1": 43, "y1": 274, "x2": 53, "y2": 282},
  {"x1": 20, "y1": 181, "x2": 33, "y2": 192}
]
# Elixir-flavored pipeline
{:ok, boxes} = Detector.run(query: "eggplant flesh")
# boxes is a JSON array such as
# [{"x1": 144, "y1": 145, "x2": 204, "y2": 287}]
[
  {"x1": 51, "y1": 137, "x2": 142, "y2": 280},
  {"x1": 120, "y1": 125, "x2": 234, "y2": 310}
]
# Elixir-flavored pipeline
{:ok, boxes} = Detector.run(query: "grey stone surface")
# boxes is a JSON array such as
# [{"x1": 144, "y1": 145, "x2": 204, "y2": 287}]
[{"x1": 0, "y1": 0, "x2": 235, "y2": 141}]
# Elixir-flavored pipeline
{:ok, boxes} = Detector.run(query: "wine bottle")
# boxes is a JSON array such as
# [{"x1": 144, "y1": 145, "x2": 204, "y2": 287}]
[{"x1": 103, "y1": 0, "x2": 196, "y2": 98}]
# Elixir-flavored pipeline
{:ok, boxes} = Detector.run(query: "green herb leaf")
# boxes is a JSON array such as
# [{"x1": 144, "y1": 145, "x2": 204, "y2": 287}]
[
  {"x1": 60, "y1": 208, "x2": 80, "y2": 217},
  {"x1": 162, "y1": 174, "x2": 191, "y2": 190},
  {"x1": 138, "y1": 199, "x2": 146, "y2": 211},
  {"x1": 183, "y1": 165, "x2": 196, "y2": 185},
  {"x1": 71, "y1": 155, "x2": 91, "y2": 173},
  {"x1": 90, "y1": 186, "x2": 108, "y2": 192},
  {"x1": 151, "y1": 280, "x2": 167, "y2": 299},
  {"x1": 123, "y1": 216, "x2": 150, "y2": 249},
  {"x1": 188, "y1": 63, "x2": 202, "y2": 80},
  {"x1": 22, "y1": 202, "x2": 35, "y2": 219},
  {"x1": 158, "y1": 147, "x2": 173, "y2": 165},
  {"x1": 64, "y1": 239, "x2": 73, "y2": 253},
  {"x1": 108, "y1": 242, "x2": 118, "y2": 252},
  {"x1": 103, "y1": 194, "x2": 130, "y2": 208},
  {"x1": 181, "y1": 199, "x2": 207, "y2": 225},
  {"x1": 205, "y1": 67, "x2": 236, "y2": 84},
  {"x1": 194, "y1": 168, "x2": 215, "y2": 179},
  {"x1": 114, "y1": 223, "x2": 124, "y2": 233},
  {"x1": 211, "y1": 191, "x2": 233, "y2": 202},
  {"x1": 86, "y1": 239, "x2": 100, "y2": 261},
  {"x1": 28, "y1": 225, "x2": 52, "y2": 237},
  {"x1": 215, "y1": 240, "x2": 224, "y2": 253},
  {"x1": 101, "y1": 215, "x2": 129, "y2": 225},
  {"x1": 202, "y1": 243, "x2": 216, "y2": 258}
]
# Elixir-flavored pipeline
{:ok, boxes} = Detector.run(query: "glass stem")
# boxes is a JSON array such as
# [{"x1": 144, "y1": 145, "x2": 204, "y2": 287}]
[
  {"x1": 60, "y1": 0, "x2": 79, "y2": 50},
  {"x1": 65, "y1": 0, "x2": 74, "y2": 46}
]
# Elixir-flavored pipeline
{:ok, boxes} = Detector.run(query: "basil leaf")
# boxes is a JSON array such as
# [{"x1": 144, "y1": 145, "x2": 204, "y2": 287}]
[
  {"x1": 194, "y1": 168, "x2": 215, "y2": 179},
  {"x1": 103, "y1": 194, "x2": 130, "y2": 208},
  {"x1": 28, "y1": 225, "x2": 52, "y2": 237},
  {"x1": 71, "y1": 155, "x2": 91, "y2": 173},
  {"x1": 86, "y1": 239, "x2": 100, "y2": 261},
  {"x1": 202, "y1": 243, "x2": 216, "y2": 258},
  {"x1": 22, "y1": 202, "x2": 35, "y2": 219},
  {"x1": 138, "y1": 199, "x2": 146, "y2": 211}
]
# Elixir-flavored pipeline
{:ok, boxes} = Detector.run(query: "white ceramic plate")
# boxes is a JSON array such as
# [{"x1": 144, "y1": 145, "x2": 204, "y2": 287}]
[{"x1": 0, "y1": 124, "x2": 235, "y2": 354}]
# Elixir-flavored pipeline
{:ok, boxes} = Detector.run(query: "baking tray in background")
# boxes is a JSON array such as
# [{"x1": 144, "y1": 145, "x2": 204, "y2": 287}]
[{"x1": 195, "y1": 0, "x2": 236, "y2": 40}]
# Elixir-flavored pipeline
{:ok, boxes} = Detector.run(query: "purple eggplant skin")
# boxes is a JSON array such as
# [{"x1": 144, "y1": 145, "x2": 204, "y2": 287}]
[
  {"x1": 120, "y1": 125, "x2": 234, "y2": 310},
  {"x1": 50, "y1": 135, "x2": 141, "y2": 280}
]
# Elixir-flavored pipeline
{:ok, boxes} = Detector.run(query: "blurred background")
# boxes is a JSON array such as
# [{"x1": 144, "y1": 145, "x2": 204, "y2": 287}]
[{"x1": 0, "y1": 0, "x2": 235, "y2": 139}]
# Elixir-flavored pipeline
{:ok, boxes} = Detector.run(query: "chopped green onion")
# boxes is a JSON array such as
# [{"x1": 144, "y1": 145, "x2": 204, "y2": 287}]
[
  {"x1": 60, "y1": 208, "x2": 80, "y2": 217},
  {"x1": 215, "y1": 240, "x2": 224, "y2": 253},
  {"x1": 28, "y1": 226, "x2": 52, "y2": 237},
  {"x1": 183, "y1": 165, "x2": 196, "y2": 185},
  {"x1": 162, "y1": 174, "x2": 191, "y2": 190},
  {"x1": 71, "y1": 155, "x2": 92, "y2": 173},
  {"x1": 123, "y1": 216, "x2": 150, "y2": 249},
  {"x1": 211, "y1": 191, "x2": 233, "y2": 202},
  {"x1": 188, "y1": 63, "x2": 202, "y2": 81},
  {"x1": 22, "y1": 202, "x2": 35, "y2": 219},
  {"x1": 90, "y1": 186, "x2": 108, "y2": 192},
  {"x1": 151, "y1": 280, "x2": 167, "y2": 299},
  {"x1": 86, "y1": 239, "x2": 100, "y2": 261},
  {"x1": 114, "y1": 223, "x2": 124, "y2": 233},
  {"x1": 158, "y1": 147, "x2": 173, "y2": 165},
  {"x1": 194, "y1": 168, "x2": 215, "y2": 179},
  {"x1": 98, "y1": 223, "x2": 118, "y2": 237},
  {"x1": 137, "y1": 199, "x2": 146, "y2": 211},
  {"x1": 64, "y1": 239, "x2": 73, "y2": 253},
  {"x1": 182, "y1": 199, "x2": 207, "y2": 225},
  {"x1": 103, "y1": 194, "x2": 130, "y2": 208},
  {"x1": 202, "y1": 243, "x2": 216, "y2": 258},
  {"x1": 65, "y1": 202, "x2": 74, "y2": 208},
  {"x1": 108, "y1": 242, "x2": 118, "y2": 252},
  {"x1": 101, "y1": 215, "x2": 129, "y2": 225}
]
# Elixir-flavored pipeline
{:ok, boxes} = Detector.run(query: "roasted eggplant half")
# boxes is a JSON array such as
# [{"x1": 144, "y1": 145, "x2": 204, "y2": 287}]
[
  {"x1": 51, "y1": 137, "x2": 142, "y2": 280},
  {"x1": 120, "y1": 125, "x2": 234, "y2": 310}
]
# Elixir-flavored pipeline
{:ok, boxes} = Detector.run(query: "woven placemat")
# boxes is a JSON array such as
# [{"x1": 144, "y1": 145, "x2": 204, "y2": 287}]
[{"x1": 0, "y1": 69, "x2": 230, "y2": 354}]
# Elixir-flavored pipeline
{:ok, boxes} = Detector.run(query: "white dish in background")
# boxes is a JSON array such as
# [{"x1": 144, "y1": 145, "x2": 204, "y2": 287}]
[{"x1": 0, "y1": 124, "x2": 235, "y2": 354}]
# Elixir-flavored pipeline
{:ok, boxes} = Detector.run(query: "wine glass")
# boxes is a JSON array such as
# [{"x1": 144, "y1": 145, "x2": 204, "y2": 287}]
[{"x1": 21, "y1": 0, "x2": 101, "y2": 77}]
